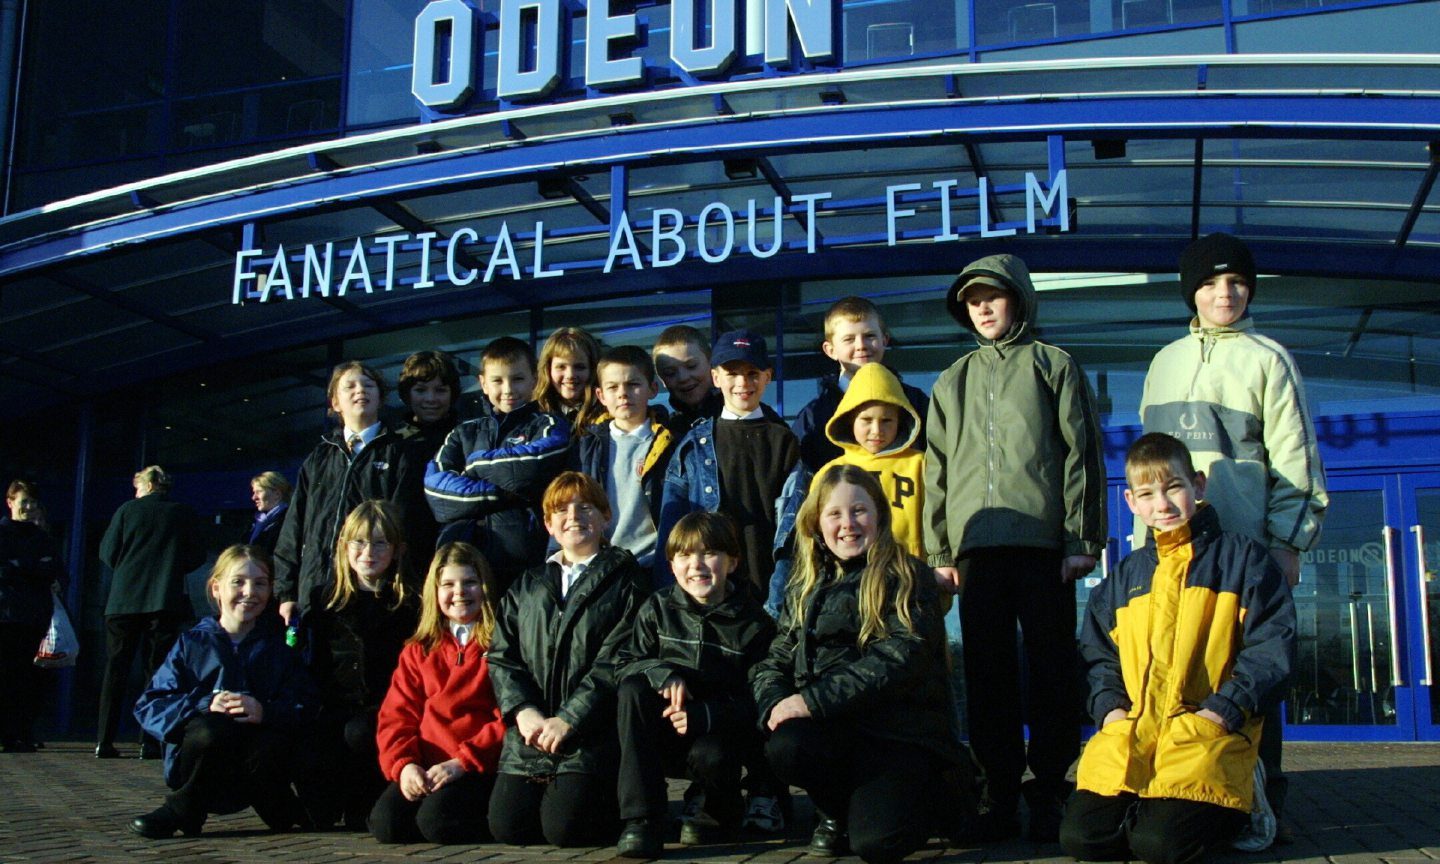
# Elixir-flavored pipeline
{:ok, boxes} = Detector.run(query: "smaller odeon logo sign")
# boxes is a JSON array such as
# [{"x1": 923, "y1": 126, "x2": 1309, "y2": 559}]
[
  {"x1": 413, "y1": 0, "x2": 839, "y2": 111},
  {"x1": 231, "y1": 170, "x2": 1071, "y2": 304}
]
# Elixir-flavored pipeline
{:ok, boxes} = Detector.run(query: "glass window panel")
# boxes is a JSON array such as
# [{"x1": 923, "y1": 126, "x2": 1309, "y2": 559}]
[
  {"x1": 1233, "y1": 1, "x2": 1440, "y2": 54},
  {"x1": 1289, "y1": 489, "x2": 1398, "y2": 726},
  {"x1": 978, "y1": 22, "x2": 1224, "y2": 57},
  {"x1": 841, "y1": 0, "x2": 963, "y2": 63},
  {"x1": 14, "y1": 1, "x2": 167, "y2": 170},
  {"x1": 347, "y1": 0, "x2": 423, "y2": 127},
  {"x1": 176, "y1": 0, "x2": 345, "y2": 95}
]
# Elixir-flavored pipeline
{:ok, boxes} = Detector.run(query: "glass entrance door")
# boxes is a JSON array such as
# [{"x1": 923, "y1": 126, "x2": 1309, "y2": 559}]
[
  {"x1": 1286, "y1": 476, "x2": 1414, "y2": 740},
  {"x1": 1400, "y1": 475, "x2": 1440, "y2": 739}
]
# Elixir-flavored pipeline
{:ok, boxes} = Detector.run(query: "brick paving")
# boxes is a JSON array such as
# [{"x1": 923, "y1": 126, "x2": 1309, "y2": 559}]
[{"x1": 1, "y1": 742, "x2": 1438, "y2": 864}]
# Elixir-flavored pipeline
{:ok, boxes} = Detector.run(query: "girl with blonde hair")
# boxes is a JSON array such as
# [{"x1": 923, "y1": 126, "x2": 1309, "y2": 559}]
[
  {"x1": 534, "y1": 327, "x2": 602, "y2": 427},
  {"x1": 130, "y1": 546, "x2": 313, "y2": 838},
  {"x1": 298, "y1": 500, "x2": 419, "y2": 829},
  {"x1": 752, "y1": 465, "x2": 971, "y2": 864}
]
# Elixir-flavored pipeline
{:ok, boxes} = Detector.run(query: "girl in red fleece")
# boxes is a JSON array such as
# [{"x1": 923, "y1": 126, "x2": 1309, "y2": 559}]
[{"x1": 370, "y1": 542, "x2": 504, "y2": 844}]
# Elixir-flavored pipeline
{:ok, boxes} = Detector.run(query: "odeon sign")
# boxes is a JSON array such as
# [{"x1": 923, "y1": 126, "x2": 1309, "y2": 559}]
[{"x1": 412, "y1": 0, "x2": 842, "y2": 110}]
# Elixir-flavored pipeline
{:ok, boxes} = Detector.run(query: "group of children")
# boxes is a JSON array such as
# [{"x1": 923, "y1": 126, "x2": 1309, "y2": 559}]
[{"x1": 124, "y1": 232, "x2": 1325, "y2": 864}]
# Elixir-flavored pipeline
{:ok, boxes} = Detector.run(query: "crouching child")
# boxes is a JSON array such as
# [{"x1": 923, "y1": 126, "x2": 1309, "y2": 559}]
[
  {"x1": 1061, "y1": 433, "x2": 1297, "y2": 864},
  {"x1": 614, "y1": 512, "x2": 777, "y2": 858},
  {"x1": 130, "y1": 545, "x2": 315, "y2": 839}
]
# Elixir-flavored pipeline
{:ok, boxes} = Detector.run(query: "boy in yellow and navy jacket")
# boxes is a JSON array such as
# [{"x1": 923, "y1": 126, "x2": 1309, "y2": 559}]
[{"x1": 1060, "y1": 433, "x2": 1296, "y2": 864}]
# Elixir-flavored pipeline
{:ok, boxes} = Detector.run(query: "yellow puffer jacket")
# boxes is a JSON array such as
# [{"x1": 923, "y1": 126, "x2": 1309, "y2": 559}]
[
  {"x1": 1139, "y1": 316, "x2": 1327, "y2": 553},
  {"x1": 1076, "y1": 504, "x2": 1296, "y2": 811},
  {"x1": 817, "y1": 362, "x2": 925, "y2": 558}
]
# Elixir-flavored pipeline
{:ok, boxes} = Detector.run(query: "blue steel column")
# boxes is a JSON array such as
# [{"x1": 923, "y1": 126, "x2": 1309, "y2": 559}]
[{"x1": 59, "y1": 402, "x2": 95, "y2": 733}]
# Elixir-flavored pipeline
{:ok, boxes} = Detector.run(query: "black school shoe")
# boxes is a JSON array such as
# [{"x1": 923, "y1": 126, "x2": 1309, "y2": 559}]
[
  {"x1": 808, "y1": 816, "x2": 850, "y2": 857},
  {"x1": 128, "y1": 806, "x2": 204, "y2": 839},
  {"x1": 617, "y1": 817, "x2": 666, "y2": 858}
]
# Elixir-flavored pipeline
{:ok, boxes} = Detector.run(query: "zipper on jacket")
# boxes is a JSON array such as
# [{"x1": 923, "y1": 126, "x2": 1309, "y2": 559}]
[{"x1": 985, "y1": 353, "x2": 997, "y2": 511}]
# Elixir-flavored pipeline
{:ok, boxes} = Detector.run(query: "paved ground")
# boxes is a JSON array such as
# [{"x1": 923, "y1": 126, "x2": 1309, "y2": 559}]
[{"x1": 1, "y1": 742, "x2": 1438, "y2": 863}]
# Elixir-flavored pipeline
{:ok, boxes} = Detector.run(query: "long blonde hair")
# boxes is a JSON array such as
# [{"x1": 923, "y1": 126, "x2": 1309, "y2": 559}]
[
  {"x1": 328, "y1": 500, "x2": 408, "y2": 611},
  {"x1": 411, "y1": 542, "x2": 499, "y2": 654},
  {"x1": 534, "y1": 327, "x2": 602, "y2": 426},
  {"x1": 786, "y1": 464, "x2": 917, "y2": 647}
]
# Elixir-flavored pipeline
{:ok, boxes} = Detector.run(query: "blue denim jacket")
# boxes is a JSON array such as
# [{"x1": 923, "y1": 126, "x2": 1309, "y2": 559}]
[
  {"x1": 656, "y1": 418, "x2": 723, "y2": 585},
  {"x1": 765, "y1": 462, "x2": 812, "y2": 617},
  {"x1": 657, "y1": 412, "x2": 806, "y2": 601}
]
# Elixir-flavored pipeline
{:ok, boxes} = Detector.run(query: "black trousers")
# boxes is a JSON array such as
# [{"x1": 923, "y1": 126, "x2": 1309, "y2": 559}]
[
  {"x1": 957, "y1": 546, "x2": 1081, "y2": 809},
  {"x1": 369, "y1": 771, "x2": 496, "y2": 844},
  {"x1": 616, "y1": 675, "x2": 747, "y2": 825},
  {"x1": 0, "y1": 621, "x2": 46, "y2": 744},
  {"x1": 98, "y1": 612, "x2": 185, "y2": 748},
  {"x1": 164, "y1": 713, "x2": 303, "y2": 829},
  {"x1": 766, "y1": 718, "x2": 942, "y2": 864},
  {"x1": 1060, "y1": 789, "x2": 1246, "y2": 864},
  {"x1": 296, "y1": 707, "x2": 384, "y2": 826},
  {"x1": 488, "y1": 769, "x2": 618, "y2": 847}
]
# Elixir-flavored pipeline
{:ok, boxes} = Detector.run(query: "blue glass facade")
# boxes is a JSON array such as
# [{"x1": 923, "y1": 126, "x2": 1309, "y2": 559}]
[{"x1": 9, "y1": 0, "x2": 1438, "y2": 210}]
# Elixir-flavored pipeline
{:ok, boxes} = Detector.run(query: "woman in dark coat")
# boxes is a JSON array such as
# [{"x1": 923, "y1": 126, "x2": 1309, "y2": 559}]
[
  {"x1": 246, "y1": 471, "x2": 291, "y2": 556},
  {"x1": 1, "y1": 480, "x2": 65, "y2": 753},
  {"x1": 97, "y1": 466, "x2": 205, "y2": 759}
]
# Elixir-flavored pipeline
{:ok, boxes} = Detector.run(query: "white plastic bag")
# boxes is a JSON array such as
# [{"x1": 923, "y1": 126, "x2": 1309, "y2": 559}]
[{"x1": 34, "y1": 594, "x2": 79, "y2": 668}]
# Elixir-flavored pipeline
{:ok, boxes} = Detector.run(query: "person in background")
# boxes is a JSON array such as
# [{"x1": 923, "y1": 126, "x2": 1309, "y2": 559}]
[
  {"x1": 535, "y1": 327, "x2": 604, "y2": 429},
  {"x1": 129, "y1": 545, "x2": 315, "y2": 839},
  {"x1": 396, "y1": 349, "x2": 461, "y2": 560},
  {"x1": 652, "y1": 325, "x2": 722, "y2": 437},
  {"x1": 4, "y1": 480, "x2": 42, "y2": 527},
  {"x1": 97, "y1": 466, "x2": 205, "y2": 761},
  {"x1": 273, "y1": 362, "x2": 426, "y2": 628},
  {"x1": 246, "y1": 471, "x2": 291, "y2": 557},
  {"x1": 791, "y1": 297, "x2": 929, "y2": 473},
  {"x1": 1, "y1": 480, "x2": 66, "y2": 753},
  {"x1": 397, "y1": 349, "x2": 462, "y2": 458}
]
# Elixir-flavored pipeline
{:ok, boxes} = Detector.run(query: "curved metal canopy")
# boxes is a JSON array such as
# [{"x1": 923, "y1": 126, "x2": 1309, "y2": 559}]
[{"x1": 2, "y1": 54, "x2": 1438, "y2": 409}]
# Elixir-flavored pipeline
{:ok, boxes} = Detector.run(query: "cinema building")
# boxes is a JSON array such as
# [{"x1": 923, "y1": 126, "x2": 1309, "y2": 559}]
[{"x1": 1, "y1": 0, "x2": 1438, "y2": 739}]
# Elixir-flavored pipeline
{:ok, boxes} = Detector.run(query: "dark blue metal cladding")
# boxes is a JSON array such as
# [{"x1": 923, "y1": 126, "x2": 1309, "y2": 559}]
[{"x1": 4, "y1": 90, "x2": 1440, "y2": 280}]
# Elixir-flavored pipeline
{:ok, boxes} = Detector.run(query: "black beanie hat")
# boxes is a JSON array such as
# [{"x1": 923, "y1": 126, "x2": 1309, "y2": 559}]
[{"x1": 1179, "y1": 232, "x2": 1257, "y2": 312}]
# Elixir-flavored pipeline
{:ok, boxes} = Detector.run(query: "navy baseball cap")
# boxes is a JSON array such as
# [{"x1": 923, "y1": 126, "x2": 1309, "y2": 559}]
[{"x1": 710, "y1": 329, "x2": 771, "y2": 369}]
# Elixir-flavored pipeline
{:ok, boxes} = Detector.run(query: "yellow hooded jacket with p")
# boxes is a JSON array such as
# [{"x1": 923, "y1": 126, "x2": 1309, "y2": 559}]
[
  {"x1": 1076, "y1": 503, "x2": 1296, "y2": 812},
  {"x1": 816, "y1": 362, "x2": 926, "y2": 559}
]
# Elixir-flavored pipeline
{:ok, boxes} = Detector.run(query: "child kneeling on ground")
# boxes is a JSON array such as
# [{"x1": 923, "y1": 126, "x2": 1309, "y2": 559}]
[
  {"x1": 130, "y1": 545, "x2": 315, "y2": 839},
  {"x1": 1061, "y1": 433, "x2": 1297, "y2": 864},
  {"x1": 754, "y1": 465, "x2": 971, "y2": 864},
  {"x1": 486, "y1": 471, "x2": 651, "y2": 846},
  {"x1": 370, "y1": 542, "x2": 505, "y2": 844},
  {"x1": 614, "y1": 511, "x2": 777, "y2": 858}
]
